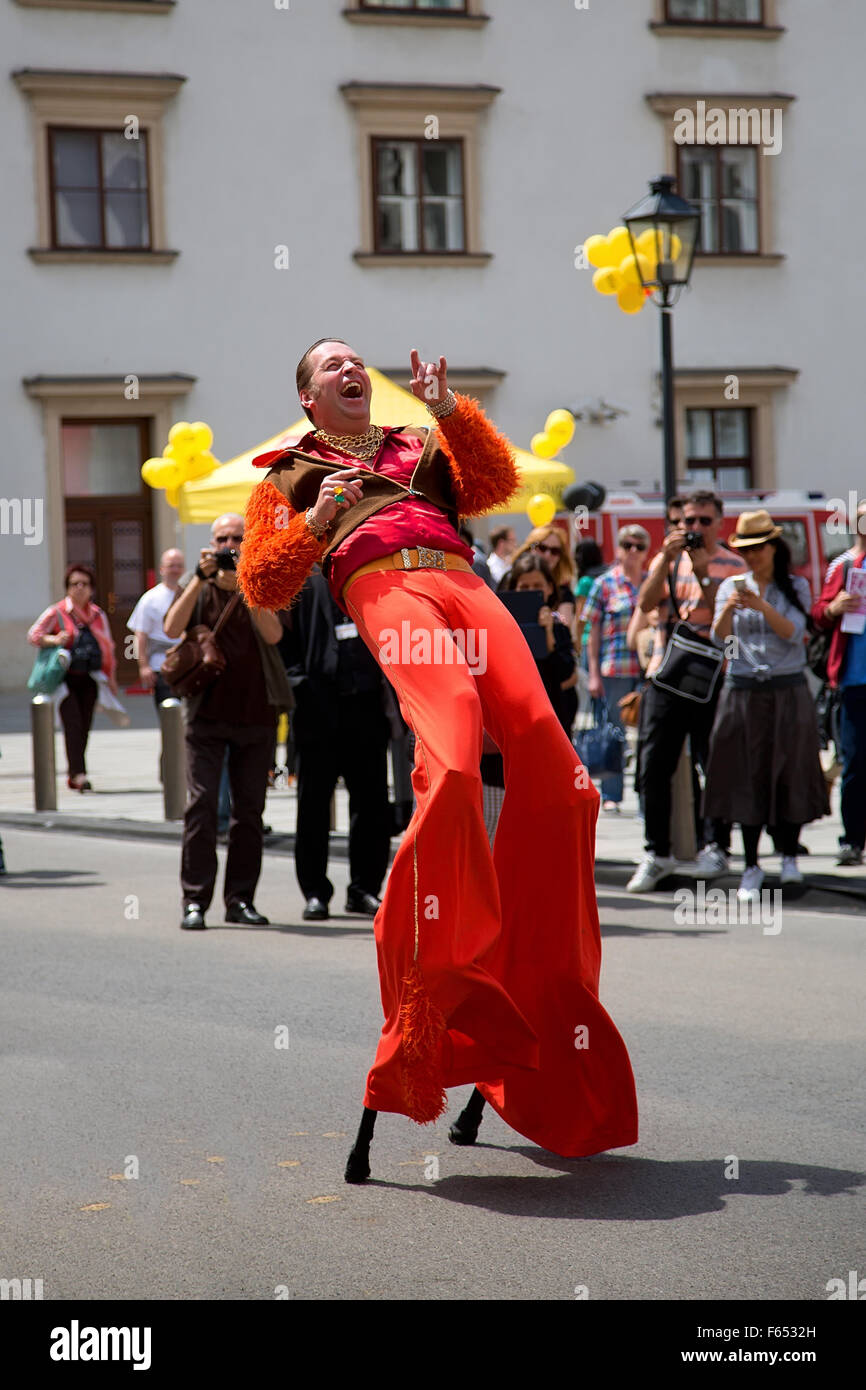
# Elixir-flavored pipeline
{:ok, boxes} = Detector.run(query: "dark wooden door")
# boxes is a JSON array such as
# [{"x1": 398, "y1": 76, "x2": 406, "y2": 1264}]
[{"x1": 62, "y1": 418, "x2": 154, "y2": 687}]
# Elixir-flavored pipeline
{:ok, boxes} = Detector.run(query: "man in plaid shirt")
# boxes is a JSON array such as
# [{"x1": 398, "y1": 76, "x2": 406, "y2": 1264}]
[{"x1": 583, "y1": 524, "x2": 650, "y2": 810}]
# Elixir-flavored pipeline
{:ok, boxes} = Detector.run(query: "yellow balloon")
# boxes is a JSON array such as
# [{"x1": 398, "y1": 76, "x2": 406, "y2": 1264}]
[
  {"x1": 635, "y1": 228, "x2": 659, "y2": 264},
  {"x1": 617, "y1": 283, "x2": 646, "y2": 315},
  {"x1": 168, "y1": 421, "x2": 198, "y2": 460},
  {"x1": 165, "y1": 485, "x2": 179, "y2": 509},
  {"x1": 527, "y1": 494, "x2": 556, "y2": 528},
  {"x1": 183, "y1": 450, "x2": 219, "y2": 482},
  {"x1": 618, "y1": 252, "x2": 653, "y2": 287},
  {"x1": 592, "y1": 266, "x2": 620, "y2": 296},
  {"x1": 530, "y1": 432, "x2": 558, "y2": 459},
  {"x1": 669, "y1": 232, "x2": 683, "y2": 260},
  {"x1": 607, "y1": 226, "x2": 632, "y2": 264},
  {"x1": 545, "y1": 409, "x2": 575, "y2": 448},
  {"x1": 584, "y1": 234, "x2": 613, "y2": 269},
  {"x1": 142, "y1": 457, "x2": 181, "y2": 489},
  {"x1": 190, "y1": 421, "x2": 214, "y2": 453}
]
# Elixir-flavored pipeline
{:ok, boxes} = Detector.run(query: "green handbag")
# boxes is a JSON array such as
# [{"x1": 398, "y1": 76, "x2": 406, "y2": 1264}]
[{"x1": 27, "y1": 646, "x2": 70, "y2": 695}]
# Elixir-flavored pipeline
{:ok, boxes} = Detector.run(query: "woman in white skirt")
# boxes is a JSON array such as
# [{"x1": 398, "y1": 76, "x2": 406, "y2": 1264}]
[{"x1": 704, "y1": 511, "x2": 829, "y2": 901}]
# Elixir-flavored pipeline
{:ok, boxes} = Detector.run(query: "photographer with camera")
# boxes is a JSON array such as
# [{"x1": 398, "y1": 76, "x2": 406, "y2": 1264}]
[
  {"x1": 627, "y1": 490, "x2": 746, "y2": 892},
  {"x1": 164, "y1": 512, "x2": 286, "y2": 931}
]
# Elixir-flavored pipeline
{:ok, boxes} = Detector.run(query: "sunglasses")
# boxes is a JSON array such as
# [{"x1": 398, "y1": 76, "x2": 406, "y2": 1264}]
[
  {"x1": 621, "y1": 541, "x2": 647, "y2": 552},
  {"x1": 683, "y1": 516, "x2": 715, "y2": 527},
  {"x1": 534, "y1": 543, "x2": 562, "y2": 557},
  {"x1": 214, "y1": 533, "x2": 243, "y2": 543}
]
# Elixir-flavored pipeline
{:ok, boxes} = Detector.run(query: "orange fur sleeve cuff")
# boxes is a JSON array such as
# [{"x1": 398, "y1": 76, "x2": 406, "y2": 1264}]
[
  {"x1": 237, "y1": 478, "x2": 325, "y2": 612},
  {"x1": 434, "y1": 395, "x2": 521, "y2": 517}
]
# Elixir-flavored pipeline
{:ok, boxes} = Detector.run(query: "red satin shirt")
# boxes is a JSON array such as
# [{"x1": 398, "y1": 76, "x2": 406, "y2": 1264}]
[{"x1": 291, "y1": 428, "x2": 474, "y2": 609}]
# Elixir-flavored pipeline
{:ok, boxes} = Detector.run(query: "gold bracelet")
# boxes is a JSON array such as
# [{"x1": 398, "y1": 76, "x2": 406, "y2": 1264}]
[
  {"x1": 305, "y1": 507, "x2": 328, "y2": 541},
  {"x1": 426, "y1": 389, "x2": 457, "y2": 419}
]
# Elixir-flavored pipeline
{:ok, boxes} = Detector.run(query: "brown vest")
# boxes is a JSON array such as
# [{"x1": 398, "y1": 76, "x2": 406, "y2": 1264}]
[{"x1": 262, "y1": 427, "x2": 459, "y2": 576}]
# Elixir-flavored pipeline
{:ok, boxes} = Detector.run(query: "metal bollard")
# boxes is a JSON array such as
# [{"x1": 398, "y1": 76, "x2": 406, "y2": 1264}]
[
  {"x1": 159, "y1": 698, "x2": 187, "y2": 821},
  {"x1": 31, "y1": 695, "x2": 57, "y2": 811}
]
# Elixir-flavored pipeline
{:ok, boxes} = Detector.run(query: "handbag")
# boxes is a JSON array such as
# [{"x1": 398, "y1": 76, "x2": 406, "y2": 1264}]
[
  {"x1": 573, "y1": 698, "x2": 625, "y2": 778},
  {"x1": 162, "y1": 592, "x2": 240, "y2": 698},
  {"x1": 618, "y1": 688, "x2": 642, "y2": 728},
  {"x1": 27, "y1": 645, "x2": 70, "y2": 695},
  {"x1": 68, "y1": 619, "x2": 103, "y2": 674},
  {"x1": 650, "y1": 564, "x2": 724, "y2": 705}
]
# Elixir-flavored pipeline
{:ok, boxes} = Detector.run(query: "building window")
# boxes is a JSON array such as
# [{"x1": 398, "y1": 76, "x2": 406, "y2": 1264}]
[
  {"x1": 49, "y1": 128, "x2": 150, "y2": 250},
  {"x1": 13, "y1": 70, "x2": 183, "y2": 263},
  {"x1": 360, "y1": 1, "x2": 467, "y2": 10},
  {"x1": 341, "y1": 83, "x2": 498, "y2": 266},
  {"x1": 683, "y1": 407, "x2": 754, "y2": 490},
  {"x1": 666, "y1": 0, "x2": 763, "y2": 21},
  {"x1": 373, "y1": 139, "x2": 465, "y2": 253},
  {"x1": 345, "y1": 0, "x2": 486, "y2": 22},
  {"x1": 14, "y1": 1, "x2": 174, "y2": 11},
  {"x1": 678, "y1": 145, "x2": 759, "y2": 253}
]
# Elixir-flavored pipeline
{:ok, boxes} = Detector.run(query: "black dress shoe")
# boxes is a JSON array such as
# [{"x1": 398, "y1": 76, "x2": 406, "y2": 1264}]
[
  {"x1": 225, "y1": 902, "x2": 269, "y2": 926},
  {"x1": 180, "y1": 903, "x2": 206, "y2": 931},
  {"x1": 302, "y1": 897, "x2": 330, "y2": 921},
  {"x1": 345, "y1": 889, "x2": 381, "y2": 916}
]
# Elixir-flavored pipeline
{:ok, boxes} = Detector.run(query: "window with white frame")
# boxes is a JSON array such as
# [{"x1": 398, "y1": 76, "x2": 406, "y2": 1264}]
[
  {"x1": 678, "y1": 145, "x2": 760, "y2": 254},
  {"x1": 50, "y1": 128, "x2": 150, "y2": 249},
  {"x1": 374, "y1": 139, "x2": 465, "y2": 253},
  {"x1": 666, "y1": 0, "x2": 763, "y2": 21},
  {"x1": 684, "y1": 407, "x2": 754, "y2": 490}
]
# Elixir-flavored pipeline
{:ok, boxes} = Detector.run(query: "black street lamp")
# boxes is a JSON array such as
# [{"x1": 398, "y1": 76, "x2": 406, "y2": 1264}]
[{"x1": 622, "y1": 175, "x2": 700, "y2": 503}]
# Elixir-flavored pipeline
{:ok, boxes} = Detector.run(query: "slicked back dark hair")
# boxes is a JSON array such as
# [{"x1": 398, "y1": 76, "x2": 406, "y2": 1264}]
[{"x1": 296, "y1": 338, "x2": 351, "y2": 423}]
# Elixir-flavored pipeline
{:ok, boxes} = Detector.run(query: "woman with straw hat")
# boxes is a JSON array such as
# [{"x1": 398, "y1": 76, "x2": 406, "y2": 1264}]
[{"x1": 705, "y1": 510, "x2": 829, "y2": 902}]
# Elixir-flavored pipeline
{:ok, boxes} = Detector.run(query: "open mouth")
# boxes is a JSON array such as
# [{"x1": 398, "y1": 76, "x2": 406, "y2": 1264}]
[{"x1": 340, "y1": 381, "x2": 364, "y2": 400}]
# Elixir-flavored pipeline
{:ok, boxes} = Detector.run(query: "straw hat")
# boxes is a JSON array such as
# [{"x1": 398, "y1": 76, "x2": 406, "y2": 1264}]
[{"x1": 729, "y1": 509, "x2": 783, "y2": 548}]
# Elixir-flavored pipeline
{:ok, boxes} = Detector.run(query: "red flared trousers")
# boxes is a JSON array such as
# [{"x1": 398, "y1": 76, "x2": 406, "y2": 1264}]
[{"x1": 343, "y1": 566, "x2": 638, "y2": 1157}]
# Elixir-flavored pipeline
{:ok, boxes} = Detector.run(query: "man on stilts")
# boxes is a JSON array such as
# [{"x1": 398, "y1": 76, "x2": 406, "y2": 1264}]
[{"x1": 238, "y1": 340, "x2": 638, "y2": 1181}]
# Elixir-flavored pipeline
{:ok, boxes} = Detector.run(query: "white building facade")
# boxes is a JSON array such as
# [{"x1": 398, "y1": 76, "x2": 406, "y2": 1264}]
[{"x1": 1, "y1": 0, "x2": 861, "y2": 687}]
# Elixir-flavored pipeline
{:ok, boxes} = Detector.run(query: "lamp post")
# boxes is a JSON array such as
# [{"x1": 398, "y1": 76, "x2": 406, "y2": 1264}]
[{"x1": 622, "y1": 175, "x2": 699, "y2": 503}]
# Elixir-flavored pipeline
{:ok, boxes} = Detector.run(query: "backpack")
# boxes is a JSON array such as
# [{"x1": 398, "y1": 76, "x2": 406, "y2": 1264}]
[{"x1": 806, "y1": 558, "x2": 851, "y2": 682}]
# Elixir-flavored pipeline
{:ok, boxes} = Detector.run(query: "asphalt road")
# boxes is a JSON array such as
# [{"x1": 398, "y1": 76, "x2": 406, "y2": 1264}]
[{"x1": 0, "y1": 826, "x2": 863, "y2": 1302}]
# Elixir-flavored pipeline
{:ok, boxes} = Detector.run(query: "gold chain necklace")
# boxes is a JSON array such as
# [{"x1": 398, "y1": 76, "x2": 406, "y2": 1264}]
[{"x1": 313, "y1": 424, "x2": 385, "y2": 461}]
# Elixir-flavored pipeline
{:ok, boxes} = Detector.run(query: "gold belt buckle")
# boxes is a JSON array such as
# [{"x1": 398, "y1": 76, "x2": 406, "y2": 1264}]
[{"x1": 417, "y1": 546, "x2": 446, "y2": 570}]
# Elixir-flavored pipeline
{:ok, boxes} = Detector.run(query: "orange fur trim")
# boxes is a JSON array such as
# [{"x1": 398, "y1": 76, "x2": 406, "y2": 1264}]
[
  {"x1": 435, "y1": 395, "x2": 521, "y2": 517},
  {"x1": 237, "y1": 478, "x2": 325, "y2": 611},
  {"x1": 400, "y1": 965, "x2": 447, "y2": 1124}
]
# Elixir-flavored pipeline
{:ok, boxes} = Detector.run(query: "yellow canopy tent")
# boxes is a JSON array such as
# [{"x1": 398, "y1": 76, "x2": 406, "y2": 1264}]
[{"x1": 177, "y1": 367, "x2": 574, "y2": 525}]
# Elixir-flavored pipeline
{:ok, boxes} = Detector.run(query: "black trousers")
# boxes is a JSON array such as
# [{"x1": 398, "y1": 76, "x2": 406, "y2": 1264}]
[
  {"x1": 638, "y1": 680, "x2": 728, "y2": 858},
  {"x1": 152, "y1": 673, "x2": 173, "y2": 708},
  {"x1": 60, "y1": 672, "x2": 98, "y2": 777},
  {"x1": 294, "y1": 691, "x2": 391, "y2": 904},
  {"x1": 181, "y1": 719, "x2": 274, "y2": 911}
]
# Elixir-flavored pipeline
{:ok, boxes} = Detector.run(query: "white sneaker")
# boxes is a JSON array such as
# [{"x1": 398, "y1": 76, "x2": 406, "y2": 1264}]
[
  {"x1": 780, "y1": 856, "x2": 804, "y2": 885},
  {"x1": 693, "y1": 843, "x2": 730, "y2": 879},
  {"x1": 626, "y1": 854, "x2": 675, "y2": 893},
  {"x1": 737, "y1": 866, "x2": 765, "y2": 903}
]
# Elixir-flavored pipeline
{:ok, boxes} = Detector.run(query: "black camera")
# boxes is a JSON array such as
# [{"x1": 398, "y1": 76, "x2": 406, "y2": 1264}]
[
  {"x1": 683, "y1": 531, "x2": 704, "y2": 551},
  {"x1": 215, "y1": 548, "x2": 239, "y2": 571}
]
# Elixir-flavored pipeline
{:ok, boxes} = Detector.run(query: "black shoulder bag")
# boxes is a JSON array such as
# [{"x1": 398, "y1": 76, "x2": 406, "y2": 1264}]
[{"x1": 650, "y1": 560, "x2": 725, "y2": 705}]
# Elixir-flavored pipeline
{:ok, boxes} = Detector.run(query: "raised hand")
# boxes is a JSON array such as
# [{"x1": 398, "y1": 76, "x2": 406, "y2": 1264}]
[{"x1": 409, "y1": 349, "x2": 448, "y2": 404}]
